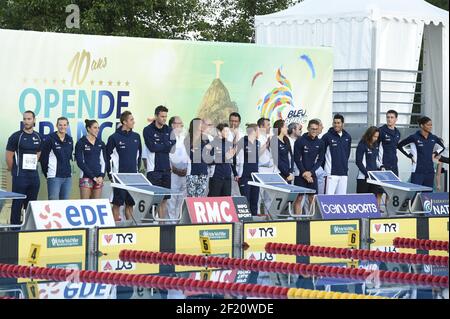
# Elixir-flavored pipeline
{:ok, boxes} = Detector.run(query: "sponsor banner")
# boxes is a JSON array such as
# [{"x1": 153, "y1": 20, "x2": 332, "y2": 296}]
[
  {"x1": 97, "y1": 226, "x2": 160, "y2": 274},
  {"x1": 422, "y1": 193, "x2": 449, "y2": 216},
  {"x1": 97, "y1": 226, "x2": 160, "y2": 253},
  {"x1": 18, "y1": 229, "x2": 87, "y2": 283},
  {"x1": 309, "y1": 220, "x2": 360, "y2": 263},
  {"x1": 28, "y1": 282, "x2": 116, "y2": 299},
  {"x1": 428, "y1": 217, "x2": 449, "y2": 257},
  {"x1": 369, "y1": 218, "x2": 417, "y2": 255},
  {"x1": 243, "y1": 221, "x2": 297, "y2": 264},
  {"x1": 26, "y1": 199, "x2": 115, "y2": 230},
  {"x1": 0, "y1": 29, "x2": 332, "y2": 198},
  {"x1": 185, "y1": 197, "x2": 240, "y2": 223},
  {"x1": 232, "y1": 197, "x2": 253, "y2": 221},
  {"x1": 316, "y1": 194, "x2": 381, "y2": 219},
  {"x1": 175, "y1": 224, "x2": 234, "y2": 272}
]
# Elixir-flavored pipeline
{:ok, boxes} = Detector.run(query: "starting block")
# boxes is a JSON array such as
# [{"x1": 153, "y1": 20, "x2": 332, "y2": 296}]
[
  {"x1": 110, "y1": 173, "x2": 182, "y2": 223},
  {"x1": 367, "y1": 170, "x2": 432, "y2": 216},
  {"x1": 248, "y1": 173, "x2": 316, "y2": 219}
]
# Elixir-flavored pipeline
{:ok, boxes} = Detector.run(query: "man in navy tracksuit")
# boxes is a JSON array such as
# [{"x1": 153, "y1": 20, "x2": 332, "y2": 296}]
[
  {"x1": 107, "y1": 111, "x2": 142, "y2": 221},
  {"x1": 236, "y1": 124, "x2": 260, "y2": 216},
  {"x1": 398, "y1": 116, "x2": 445, "y2": 188},
  {"x1": 321, "y1": 114, "x2": 352, "y2": 195},
  {"x1": 142, "y1": 105, "x2": 176, "y2": 219},
  {"x1": 293, "y1": 119, "x2": 325, "y2": 214},
  {"x1": 40, "y1": 117, "x2": 74, "y2": 200},
  {"x1": 378, "y1": 110, "x2": 401, "y2": 176},
  {"x1": 6, "y1": 111, "x2": 42, "y2": 225}
]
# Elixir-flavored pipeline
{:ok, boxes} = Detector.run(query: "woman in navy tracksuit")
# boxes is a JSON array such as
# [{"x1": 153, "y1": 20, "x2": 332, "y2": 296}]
[
  {"x1": 40, "y1": 117, "x2": 74, "y2": 200},
  {"x1": 397, "y1": 116, "x2": 445, "y2": 188},
  {"x1": 236, "y1": 124, "x2": 260, "y2": 216},
  {"x1": 75, "y1": 119, "x2": 108, "y2": 199},
  {"x1": 356, "y1": 126, "x2": 384, "y2": 205},
  {"x1": 6, "y1": 111, "x2": 42, "y2": 225},
  {"x1": 271, "y1": 119, "x2": 294, "y2": 183},
  {"x1": 185, "y1": 118, "x2": 211, "y2": 197},
  {"x1": 208, "y1": 123, "x2": 235, "y2": 197}
]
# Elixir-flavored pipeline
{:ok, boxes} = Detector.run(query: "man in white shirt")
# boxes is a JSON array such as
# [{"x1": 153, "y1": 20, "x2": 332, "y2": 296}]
[
  {"x1": 257, "y1": 117, "x2": 273, "y2": 214},
  {"x1": 167, "y1": 116, "x2": 189, "y2": 219},
  {"x1": 228, "y1": 112, "x2": 245, "y2": 197},
  {"x1": 312, "y1": 119, "x2": 326, "y2": 194},
  {"x1": 287, "y1": 122, "x2": 303, "y2": 213}
]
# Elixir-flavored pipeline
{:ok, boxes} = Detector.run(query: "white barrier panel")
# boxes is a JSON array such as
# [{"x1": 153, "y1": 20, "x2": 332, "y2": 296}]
[{"x1": 23, "y1": 199, "x2": 115, "y2": 230}]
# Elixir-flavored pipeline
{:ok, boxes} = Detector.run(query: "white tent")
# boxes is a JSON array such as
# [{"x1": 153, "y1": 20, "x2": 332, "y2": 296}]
[{"x1": 255, "y1": 0, "x2": 449, "y2": 146}]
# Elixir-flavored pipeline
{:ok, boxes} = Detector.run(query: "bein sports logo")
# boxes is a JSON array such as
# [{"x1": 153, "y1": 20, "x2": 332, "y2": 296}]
[
  {"x1": 247, "y1": 227, "x2": 276, "y2": 239},
  {"x1": 372, "y1": 223, "x2": 399, "y2": 234},
  {"x1": 102, "y1": 233, "x2": 136, "y2": 246},
  {"x1": 39, "y1": 204, "x2": 63, "y2": 229}
]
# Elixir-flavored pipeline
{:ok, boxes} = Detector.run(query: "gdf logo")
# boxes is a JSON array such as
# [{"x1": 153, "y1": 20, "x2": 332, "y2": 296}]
[
  {"x1": 372, "y1": 223, "x2": 399, "y2": 234},
  {"x1": 247, "y1": 227, "x2": 276, "y2": 239},
  {"x1": 102, "y1": 233, "x2": 136, "y2": 246},
  {"x1": 101, "y1": 260, "x2": 136, "y2": 272},
  {"x1": 246, "y1": 251, "x2": 276, "y2": 261},
  {"x1": 371, "y1": 246, "x2": 398, "y2": 253}
]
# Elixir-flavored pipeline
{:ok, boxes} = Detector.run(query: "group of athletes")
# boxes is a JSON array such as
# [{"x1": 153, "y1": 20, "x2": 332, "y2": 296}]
[{"x1": 6, "y1": 106, "x2": 447, "y2": 224}]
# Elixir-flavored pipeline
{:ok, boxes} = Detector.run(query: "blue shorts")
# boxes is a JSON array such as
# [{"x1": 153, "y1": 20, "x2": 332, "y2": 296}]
[
  {"x1": 147, "y1": 171, "x2": 171, "y2": 200},
  {"x1": 112, "y1": 188, "x2": 135, "y2": 206},
  {"x1": 294, "y1": 176, "x2": 318, "y2": 194}
]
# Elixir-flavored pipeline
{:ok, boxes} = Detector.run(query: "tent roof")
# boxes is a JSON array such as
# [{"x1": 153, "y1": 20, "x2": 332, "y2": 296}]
[{"x1": 255, "y1": 0, "x2": 449, "y2": 26}]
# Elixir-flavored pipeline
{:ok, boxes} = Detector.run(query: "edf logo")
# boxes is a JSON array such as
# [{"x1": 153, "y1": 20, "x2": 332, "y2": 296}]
[{"x1": 66, "y1": 205, "x2": 110, "y2": 227}]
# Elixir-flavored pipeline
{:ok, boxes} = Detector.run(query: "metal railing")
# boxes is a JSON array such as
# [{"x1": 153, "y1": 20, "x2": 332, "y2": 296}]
[
  {"x1": 376, "y1": 68, "x2": 424, "y2": 137},
  {"x1": 333, "y1": 69, "x2": 373, "y2": 139}
]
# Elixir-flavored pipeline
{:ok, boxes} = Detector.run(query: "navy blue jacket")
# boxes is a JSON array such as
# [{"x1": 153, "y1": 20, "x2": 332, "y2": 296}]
[
  {"x1": 294, "y1": 133, "x2": 325, "y2": 176},
  {"x1": 236, "y1": 136, "x2": 259, "y2": 179},
  {"x1": 398, "y1": 131, "x2": 445, "y2": 174},
  {"x1": 6, "y1": 130, "x2": 43, "y2": 177},
  {"x1": 355, "y1": 140, "x2": 382, "y2": 179},
  {"x1": 322, "y1": 128, "x2": 352, "y2": 176},
  {"x1": 210, "y1": 137, "x2": 234, "y2": 179},
  {"x1": 143, "y1": 122, "x2": 176, "y2": 172},
  {"x1": 75, "y1": 136, "x2": 108, "y2": 179},
  {"x1": 106, "y1": 128, "x2": 142, "y2": 175},
  {"x1": 378, "y1": 124, "x2": 401, "y2": 171},
  {"x1": 270, "y1": 136, "x2": 294, "y2": 179},
  {"x1": 186, "y1": 136, "x2": 210, "y2": 176},
  {"x1": 40, "y1": 132, "x2": 74, "y2": 178}
]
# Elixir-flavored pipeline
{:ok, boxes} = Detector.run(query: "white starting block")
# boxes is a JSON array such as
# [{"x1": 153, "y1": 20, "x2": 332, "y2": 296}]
[
  {"x1": 110, "y1": 173, "x2": 182, "y2": 223},
  {"x1": 0, "y1": 189, "x2": 26, "y2": 229},
  {"x1": 367, "y1": 170, "x2": 432, "y2": 216},
  {"x1": 248, "y1": 173, "x2": 316, "y2": 219}
]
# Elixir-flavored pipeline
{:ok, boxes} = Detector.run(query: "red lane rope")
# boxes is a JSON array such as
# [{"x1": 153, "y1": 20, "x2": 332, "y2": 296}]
[
  {"x1": 393, "y1": 238, "x2": 449, "y2": 252},
  {"x1": 118, "y1": 250, "x2": 448, "y2": 288},
  {"x1": 264, "y1": 242, "x2": 448, "y2": 266},
  {"x1": 0, "y1": 264, "x2": 288, "y2": 299}
]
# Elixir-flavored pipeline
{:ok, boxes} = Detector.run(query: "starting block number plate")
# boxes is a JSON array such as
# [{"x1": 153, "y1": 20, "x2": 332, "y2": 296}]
[
  {"x1": 199, "y1": 236, "x2": 211, "y2": 254},
  {"x1": 27, "y1": 244, "x2": 41, "y2": 264},
  {"x1": 347, "y1": 230, "x2": 359, "y2": 249}
]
